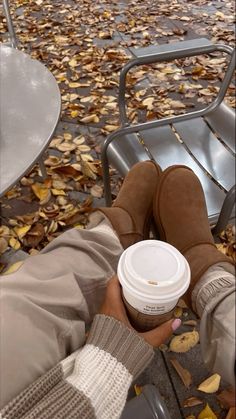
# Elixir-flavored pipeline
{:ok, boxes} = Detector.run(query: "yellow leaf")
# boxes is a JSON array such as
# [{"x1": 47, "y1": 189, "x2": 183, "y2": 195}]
[
  {"x1": 71, "y1": 110, "x2": 80, "y2": 118},
  {"x1": 81, "y1": 154, "x2": 94, "y2": 162},
  {"x1": 63, "y1": 133, "x2": 72, "y2": 141},
  {"x1": 2, "y1": 261, "x2": 24, "y2": 275},
  {"x1": 69, "y1": 58, "x2": 78, "y2": 68},
  {"x1": 169, "y1": 331, "x2": 199, "y2": 353},
  {"x1": 198, "y1": 404, "x2": 217, "y2": 419},
  {"x1": 198, "y1": 374, "x2": 221, "y2": 394},
  {"x1": 9, "y1": 237, "x2": 21, "y2": 250},
  {"x1": 51, "y1": 189, "x2": 66, "y2": 196},
  {"x1": 80, "y1": 114, "x2": 99, "y2": 123},
  {"x1": 31, "y1": 183, "x2": 51, "y2": 205},
  {"x1": 14, "y1": 225, "x2": 31, "y2": 239},
  {"x1": 142, "y1": 97, "x2": 155, "y2": 110},
  {"x1": 104, "y1": 124, "x2": 119, "y2": 132},
  {"x1": 134, "y1": 384, "x2": 143, "y2": 396},
  {"x1": 73, "y1": 136, "x2": 85, "y2": 145},
  {"x1": 56, "y1": 142, "x2": 77, "y2": 152},
  {"x1": 78, "y1": 145, "x2": 91, "y2": 152},
  {"x1": 174, "y1": 307, "x2": 183, "y2": 318}
]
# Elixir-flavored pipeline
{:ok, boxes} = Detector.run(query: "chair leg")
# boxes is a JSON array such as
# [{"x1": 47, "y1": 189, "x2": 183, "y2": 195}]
[
  {"x1": 38, "y1": 157, "x2": 47, "y2": 180},
  {"x1": 101, "y1": 145, "x2": 113, "y2": 207},
  {"x1": 212, "y1": 185, "x2": 236, "y2": 236}
]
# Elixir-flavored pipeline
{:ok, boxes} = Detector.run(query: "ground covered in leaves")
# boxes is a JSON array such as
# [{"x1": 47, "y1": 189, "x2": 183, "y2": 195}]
[
  {"x1": 0, "y1": 2, "x2": 235, "y2": 417},
  {"x1": 0, "y1": 0, "x2": 235, "y2": 263}
]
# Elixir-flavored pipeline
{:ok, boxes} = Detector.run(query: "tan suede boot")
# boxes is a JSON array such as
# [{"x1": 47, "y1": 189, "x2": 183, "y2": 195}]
[
  {"x1": 153, "y1": 165, "x2": 234, "y2": 304},
  {"x1": 99, "y1": 161, "x2": 162, "y2": 249}
]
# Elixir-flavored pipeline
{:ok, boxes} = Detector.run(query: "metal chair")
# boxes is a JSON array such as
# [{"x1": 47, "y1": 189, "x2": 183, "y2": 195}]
[
  {"x1": 0, "y1": 0, "x2": 61, "y2": 197},
  {"x1": 2, "y1": 0, "x2": 17, "y2": 48},
  {"x1": 102, "y1": 38, "x2": 235, "y2": 234}
]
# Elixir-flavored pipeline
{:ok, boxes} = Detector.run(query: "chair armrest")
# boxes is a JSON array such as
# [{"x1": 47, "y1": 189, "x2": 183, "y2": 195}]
[{"x1": 118, "y1": 38, "x2": 235, "y2": 124}]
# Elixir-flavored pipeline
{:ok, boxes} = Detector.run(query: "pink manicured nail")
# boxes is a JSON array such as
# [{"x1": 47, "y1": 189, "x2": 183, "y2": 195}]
[{"x1": 172, "y1": 318, "x2": 181, "y2": 331}]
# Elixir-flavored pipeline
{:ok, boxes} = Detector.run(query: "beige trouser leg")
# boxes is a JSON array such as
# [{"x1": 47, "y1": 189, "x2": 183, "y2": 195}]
[
  {"x1": 192, "y1": 262, "x2": 235, "y2": 386},
  {"x1": 0, "y1": 212, "x2": 123, "y2": 408}
]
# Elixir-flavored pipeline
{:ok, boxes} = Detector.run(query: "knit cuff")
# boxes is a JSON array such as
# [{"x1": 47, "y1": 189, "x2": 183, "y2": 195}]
[{"x1": 87, "y1": 314, "x2": 154, "y2": 377}]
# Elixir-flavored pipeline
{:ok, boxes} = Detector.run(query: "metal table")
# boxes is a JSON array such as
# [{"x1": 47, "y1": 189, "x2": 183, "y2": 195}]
[{"x1": 0, "y1": 45, "x2": 61, "y2": 196}]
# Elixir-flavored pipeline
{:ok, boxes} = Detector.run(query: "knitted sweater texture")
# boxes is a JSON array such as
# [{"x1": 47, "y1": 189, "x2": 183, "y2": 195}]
[{"x1": 1, "y1": 315, "x2": 154, "y2": 419}]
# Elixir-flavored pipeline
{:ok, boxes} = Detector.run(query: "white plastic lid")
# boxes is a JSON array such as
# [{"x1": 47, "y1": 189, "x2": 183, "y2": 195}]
[{"x1": 118, "y1": 240, "x2": 190, "y2": 303}]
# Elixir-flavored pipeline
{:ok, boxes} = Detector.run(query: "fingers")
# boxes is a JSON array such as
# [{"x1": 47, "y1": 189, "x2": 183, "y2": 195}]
[
  {"x1": 140, "y1": 318, "x2": 181, "y2": 347},
  {"x1": 99, "y1": 276, "x2": 131, "y2": 327}
]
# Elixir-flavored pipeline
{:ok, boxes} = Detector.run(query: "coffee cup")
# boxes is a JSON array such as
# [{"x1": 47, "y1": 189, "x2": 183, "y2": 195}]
[{"x1": 117, "y1": 240, "x2": 190, "y2": 332}]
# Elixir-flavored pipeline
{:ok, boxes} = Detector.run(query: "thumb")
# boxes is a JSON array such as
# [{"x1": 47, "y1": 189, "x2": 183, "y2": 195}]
[{"x1": 139, "y1": 318, "x2": 181, "y2": 347}]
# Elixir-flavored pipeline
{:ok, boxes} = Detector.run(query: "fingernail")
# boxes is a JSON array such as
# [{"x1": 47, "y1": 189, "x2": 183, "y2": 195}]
[{"x1": 172, "y1": 318, "x2": 181, "y2": 331}]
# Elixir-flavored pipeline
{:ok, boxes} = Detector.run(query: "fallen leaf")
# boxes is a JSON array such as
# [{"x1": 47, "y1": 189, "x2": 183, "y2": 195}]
[
  {"x1": 169, "y1": 331, "x2": 199, "y2": 353},
  {"x1": 174, "y1": 307, "x2": 183, "y2": 318},
  {"x1": 69, "y1": 58, "x2": 78, "y2": 68},
  {"x1": 182, "y1": 397, "x2": 203, "y2": 408},
  {"x1": 177, "y1": 299, "x2": 189, "y2": 309},
  {"x1": 142, "y1": 97, "x2": 155, "y2": 110},
  {"x1": 198, "y1": 374, "x2": 221, "y2": 394},
  {"x1": 217, "y1": 388, "x2": 236, "y2": 409},
  {"x1": 2, "y1": 261, "x2": 24, "y2": 275},
  {"x1": 134, "y1": 384, "x2": 143, "y2": 396},
  {"x1": 9, "y1": 237, "x2": 21, "y2": 250},
  {"x1": 56, "y1": 142, "x2": 77, "y2": 152},
  {"x1": 23, "y1": 223, "x2": 45, "y2": 248},
  {"x1": 170, "y1": 358, "x2": 192, "y2": 388},
  {"x1": 103, "y1": 124, "x2": 119, "y2": 132},
  {"x1": 31, "y1": 183, "x2": 51, "y2": 205},
  {"x1": 80, "y1": 114, "x2": 99, "y2": 123},
  {"x1": 80, "y1": 161, "x2": 97, "y2": 179},
  {"x1": 198, "y1": 403, "x2": 217, "y2": 419},
  {"x1": 51, "y1": 189, "x2": 66, "y2": 196},
  {"x1": 90, "y1": 184, "x2": 103, "y2": 198},
  {"x1": 0, "y1": 238, "x2": 8, "y2": 254},
  {"x1": 14, "y1": 225, "x2": 31, "y2": 240},
  {"x1": 53, "y1": 165, "x2": 82, "y2": 179}
]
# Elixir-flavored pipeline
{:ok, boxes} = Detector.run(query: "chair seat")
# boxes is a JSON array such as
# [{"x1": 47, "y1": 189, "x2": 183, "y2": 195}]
[
  {"x1": 107, "y1": 104, "x2": 235, "y2": 225},
  {"x1": 0, "y1": 45, "x2": 61, "y2": 196}
]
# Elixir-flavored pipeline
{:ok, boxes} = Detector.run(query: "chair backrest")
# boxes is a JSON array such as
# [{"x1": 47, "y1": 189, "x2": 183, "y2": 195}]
[{"x1": 2, "y1": 0, "x2": 17, "y2": 48}]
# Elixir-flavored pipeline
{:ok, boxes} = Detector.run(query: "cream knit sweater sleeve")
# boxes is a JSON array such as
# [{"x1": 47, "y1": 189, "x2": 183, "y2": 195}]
[{"x1": 1, "y1": 315, "x2": 154, "y2": 419}]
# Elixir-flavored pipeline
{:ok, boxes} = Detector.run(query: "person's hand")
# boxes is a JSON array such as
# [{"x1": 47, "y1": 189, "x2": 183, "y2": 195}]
[{"x1": 100, "y1": 276, "x2": 181, "y2": 347}]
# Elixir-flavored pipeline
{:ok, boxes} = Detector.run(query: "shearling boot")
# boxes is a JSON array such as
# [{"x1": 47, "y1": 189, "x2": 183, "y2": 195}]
[
  {"x1": 99, "y1": 161, "x2": 162, "y2": 249},
  {"x1": 153, "y1": 165, "x2": 234, "y2": 303}
]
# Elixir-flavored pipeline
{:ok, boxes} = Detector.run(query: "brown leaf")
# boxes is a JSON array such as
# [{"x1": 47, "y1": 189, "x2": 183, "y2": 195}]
[
  {"x1": 182, "y1": 397, "x2": 203, "y2": 408},
  {"x1": 217, "y1": 388, "x2": 236, "y2": 409},
  {"x1": 23, "y1": 223, "x2": 45, "y2": 248},
  {"x1": 53, "y1": 165, "x2": 82, "y2": 179},
  {"x1": 183, "y1": 320, "x2": 198, "y2": 327},
  {"x1": 170, "y1": 358, "x2": 192, "y2": 388}
]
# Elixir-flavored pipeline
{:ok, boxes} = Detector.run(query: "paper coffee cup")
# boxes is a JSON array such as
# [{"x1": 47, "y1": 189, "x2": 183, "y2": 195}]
[{"x1": 117, "y1": 240, "x2": 190, "y2": 331}]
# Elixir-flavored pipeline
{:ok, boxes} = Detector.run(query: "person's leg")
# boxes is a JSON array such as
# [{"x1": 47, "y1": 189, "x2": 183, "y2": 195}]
[
  {"x1": 0, "y1": 212, "x2": 122, "y2": 407},
  {"x1": 0, "y1": 160, "x2": 161, "y2": 407},
  {"x1": 153, "y1": 165, "x2": 235, "y2": 385}
]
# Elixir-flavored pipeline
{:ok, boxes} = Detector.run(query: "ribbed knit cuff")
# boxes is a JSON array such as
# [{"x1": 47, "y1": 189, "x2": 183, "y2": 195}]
[
  {"x1": 87, "y1": 314, "x2": 154, "y2": 377},
  {"x1": 192, "y1": 264, "x2": 235, "y2": 317}
]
